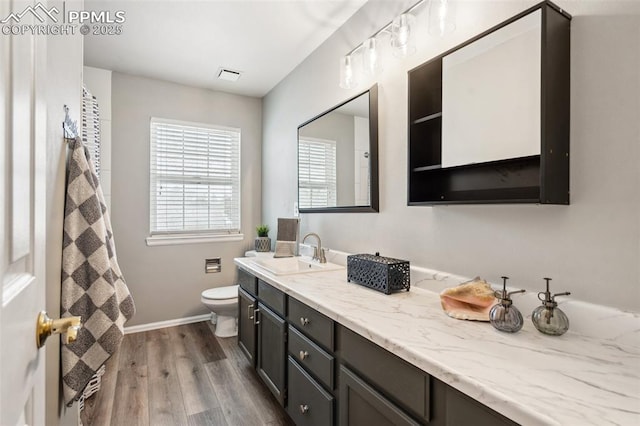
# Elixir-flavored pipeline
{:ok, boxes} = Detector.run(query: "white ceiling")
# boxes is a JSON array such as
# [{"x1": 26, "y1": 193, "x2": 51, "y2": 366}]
[{"x1": 83, "y1": 0, "x2": 367, "y2": 98}]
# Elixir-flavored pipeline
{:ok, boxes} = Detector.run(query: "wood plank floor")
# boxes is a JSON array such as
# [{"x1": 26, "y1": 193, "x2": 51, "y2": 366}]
[{"x1": 81, "y1": 322, "x2": 294, "y2": 426}]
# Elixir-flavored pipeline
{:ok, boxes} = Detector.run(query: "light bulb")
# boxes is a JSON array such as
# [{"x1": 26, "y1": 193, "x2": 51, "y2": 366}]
[
  {"x1": 391, "y1": 13, "x2": 416, "y2": 58},
  {"x1": 362, "y1": 37, "x2": 382, "y2": 76},
  {"x1": 339, "y1": 55, "x2": 358, "y2": 89},
  {"x1": 428, "y1": 0, "x2": 456, "y2": 37}
]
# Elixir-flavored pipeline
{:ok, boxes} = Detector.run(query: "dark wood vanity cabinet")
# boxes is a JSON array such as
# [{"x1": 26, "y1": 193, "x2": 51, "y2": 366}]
[
  {"x1": 237, "y1": 270, "x2": 288, "y2": 406},
  {"x1": 408, "y1": 1, "x2": 570, "y2": 205},
  {"x1": 337, "y1": 326, "x2": 517, "y2": 426},
  {"x1": 237, "y1": 268, "x2": 519, "y2": 425},
  {"x1": 238, "y1": 287, "x2": 257, "y2": 366}
]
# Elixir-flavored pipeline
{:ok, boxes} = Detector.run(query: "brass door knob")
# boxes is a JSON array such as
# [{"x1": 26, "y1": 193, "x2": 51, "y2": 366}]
[{"x1": 36, "y1": 311, "x2": 82, "y2": 348}]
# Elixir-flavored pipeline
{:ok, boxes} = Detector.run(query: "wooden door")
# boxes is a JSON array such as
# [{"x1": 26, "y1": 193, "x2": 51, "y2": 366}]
[{"x1": 0, "y1": 0, "x2": 49, "y2": 424}]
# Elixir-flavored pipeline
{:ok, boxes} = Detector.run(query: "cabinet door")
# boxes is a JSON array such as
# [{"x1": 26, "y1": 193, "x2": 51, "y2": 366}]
[
  {"x1": 238, "y1": 287, "x2": 256, "y2": 366},
  {"x1": 339, "y1": 366, "x2": 420, "y2": 426},
  {"x1": 257, "y1": 302, "x2": 287, "y2": 406},
  {"x1": 445, "y1": 384, "x2": 518, "y2": 426}
]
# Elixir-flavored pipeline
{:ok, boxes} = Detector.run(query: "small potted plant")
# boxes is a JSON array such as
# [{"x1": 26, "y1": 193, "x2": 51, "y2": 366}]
[{"x1": 255, "y1": 224, "x2": 271, "y2": 252}]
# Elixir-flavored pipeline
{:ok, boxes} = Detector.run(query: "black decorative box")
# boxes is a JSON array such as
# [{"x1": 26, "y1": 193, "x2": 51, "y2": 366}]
[{"x1": 347, "y1": 253, "x2": 410, "y2": 294}]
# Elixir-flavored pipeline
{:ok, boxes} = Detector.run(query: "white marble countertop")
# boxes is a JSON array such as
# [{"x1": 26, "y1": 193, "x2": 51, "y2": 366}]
[{"x1": 235, "y1": 253, "x2": 640, "y2": 426}]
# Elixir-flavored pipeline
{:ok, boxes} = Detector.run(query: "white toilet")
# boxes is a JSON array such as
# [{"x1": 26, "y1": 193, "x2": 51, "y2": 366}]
[{"x1": 201, "y1": 285, "x2": 239, "y2": 338}]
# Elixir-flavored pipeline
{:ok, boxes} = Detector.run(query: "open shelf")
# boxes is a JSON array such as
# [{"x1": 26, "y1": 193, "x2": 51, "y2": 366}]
[
  {"x1": 409, "y1": 156, "x2": 541, "y2": 204},
  {"x1": 407, "y1": 1, "x2": 570, "y2": 205},
  {"x1": 413, "y1": 164, "x2": 442, "y2": 172},
  {"x1": 412, "y1": 112, "x2": 442, "y2": 125}
]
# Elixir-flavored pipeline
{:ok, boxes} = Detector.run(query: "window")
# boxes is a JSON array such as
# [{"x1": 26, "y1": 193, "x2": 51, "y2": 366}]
[
  {"x1": 298, "y1": 137, "x2": 337, "y2": 208},
  {"x1": 149, "y1": 118, "x2": 241, "y2": 244}
]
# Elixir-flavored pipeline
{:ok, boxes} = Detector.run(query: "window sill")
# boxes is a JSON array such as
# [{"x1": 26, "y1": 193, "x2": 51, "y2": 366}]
[{"x1": 146, "y1": 233, "x2": 244, "y2": 247}]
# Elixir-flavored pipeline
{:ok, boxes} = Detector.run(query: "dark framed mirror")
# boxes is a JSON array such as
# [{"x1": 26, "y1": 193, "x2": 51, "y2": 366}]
[{"x1": 297, "y1": 84, "x2": 378, "y2": 213}]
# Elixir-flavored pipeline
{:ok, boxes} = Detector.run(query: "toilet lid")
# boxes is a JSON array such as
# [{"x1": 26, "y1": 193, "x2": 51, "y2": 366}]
[{"x1": 202, "y1": 285, "x2": 238, "y2": 300}]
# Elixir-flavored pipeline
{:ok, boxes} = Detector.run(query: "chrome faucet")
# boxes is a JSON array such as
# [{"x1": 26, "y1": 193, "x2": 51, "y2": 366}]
[{"x1": 302, "y1": 233, "x2": 326, "y2": 263}]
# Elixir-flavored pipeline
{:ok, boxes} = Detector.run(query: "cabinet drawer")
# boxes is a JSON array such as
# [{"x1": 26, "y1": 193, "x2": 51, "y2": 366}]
[
  {"x1": 288, "y1": 357, "x2": 335, "y2": 426},
  {"x1": 288, "y1": 297, "x2": 334, "y2": 351},
  {"x1": 339, "y1": 365, "x2": 419, "y2": 426},
  {"x1": 237, "y1": 268, "x2": 257, "y2": 296},
  {"x1": 338, "y1": 326, "x2": 430, "y2": 423},
  {"x1": 258, "y1": 279, "x2": 286, "y2": 317},
  {"x1": 288, "y1": 325, "x2": 334, "y2": 390}
]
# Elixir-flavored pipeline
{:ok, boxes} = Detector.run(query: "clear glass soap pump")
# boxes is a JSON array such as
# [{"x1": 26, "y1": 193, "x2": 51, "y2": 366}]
[
  {"x1": 531, "y1": 278, "x2": 571, "y2": 336},
  {"x1": 489, "y1": 276, "x2": 526, "y2": 333}
]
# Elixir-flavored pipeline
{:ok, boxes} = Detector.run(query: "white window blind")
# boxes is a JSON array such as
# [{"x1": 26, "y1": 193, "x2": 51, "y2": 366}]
[
  {"x1": 150, "y1": 118, "x2": 241, "y2": 235},
  {"x1": 298, "y1": 137, "x2": 337, "y2": 208}
]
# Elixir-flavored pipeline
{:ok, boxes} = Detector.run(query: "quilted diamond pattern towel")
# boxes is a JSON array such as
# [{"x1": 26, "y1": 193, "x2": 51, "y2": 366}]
[{"x1": 61, "y1": 137, "x2": 135, "y2": 406}]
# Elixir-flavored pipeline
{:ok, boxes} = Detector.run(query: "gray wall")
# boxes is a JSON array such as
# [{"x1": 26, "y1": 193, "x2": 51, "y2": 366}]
[
  {"x1": 45, "y1": 1, "x2": 84, "y2": 425},
  {"x1": 111, "y1": 72, "x2": 262, "y2": 326},
  {"x1": 262, "y1": 0, "x2": 640, "y2": 311},
  {"x1": 299, "y1": 112, "x2": 355, "y2": 205}
]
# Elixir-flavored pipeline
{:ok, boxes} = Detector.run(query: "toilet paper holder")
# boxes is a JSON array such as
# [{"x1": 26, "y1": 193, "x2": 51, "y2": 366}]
[{"x1": 205, "y1": 258, "x2": 221, "y2": 273}]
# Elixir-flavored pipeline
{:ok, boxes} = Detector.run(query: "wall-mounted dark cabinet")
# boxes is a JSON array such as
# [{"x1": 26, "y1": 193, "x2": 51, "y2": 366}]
[{"x1": 408, "y1": 1, "x2": 571, "y2": 205}]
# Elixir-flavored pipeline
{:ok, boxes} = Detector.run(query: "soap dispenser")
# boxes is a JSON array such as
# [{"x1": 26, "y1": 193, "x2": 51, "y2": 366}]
[
  {"x1": 489, "y1": 277, "x2": 526, "y2": 333},
  {"x1": 531, "y1": 278, "x2": 571, "y2": 336}
]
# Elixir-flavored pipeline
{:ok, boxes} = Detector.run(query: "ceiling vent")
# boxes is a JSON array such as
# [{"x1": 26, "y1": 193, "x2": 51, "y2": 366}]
[{"x1": 217, "y1": 68, "x2": 242, "y2": 82}]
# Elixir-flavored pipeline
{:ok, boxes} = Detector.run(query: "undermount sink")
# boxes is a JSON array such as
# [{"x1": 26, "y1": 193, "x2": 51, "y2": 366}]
[{"x1": 249, "y1": 256, "x2": 344, "y2": 276}]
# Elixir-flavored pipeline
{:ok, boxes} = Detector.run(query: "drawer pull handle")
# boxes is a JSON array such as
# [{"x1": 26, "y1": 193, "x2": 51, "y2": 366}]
[
  {"x1": 254, "y1": 309, "x2": 260, "y2": 325},
  {"x1": 300, "y1": 317, "x2": 310, "y2": 326},
  {"x1": 248, "y1": 304, "x2": 254, "y2": 320},
  {"x1": 299, "y1": 350, "x2": 309, "y2": 360},
  {"x1": 299, "y1": 404, "x2": 309, "y2": 414}
]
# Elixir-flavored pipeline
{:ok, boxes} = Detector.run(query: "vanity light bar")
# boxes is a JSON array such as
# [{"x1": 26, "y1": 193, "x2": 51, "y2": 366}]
[{"x1": 339, "y1": 0, "x2": 456, "y2": 89}]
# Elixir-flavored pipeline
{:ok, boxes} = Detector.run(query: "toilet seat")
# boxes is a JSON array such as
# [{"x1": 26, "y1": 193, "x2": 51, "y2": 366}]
[
  {"x1": 202, "y1": 285, "x2": 238, "y2": 300},
  {"x1": 200, "y1": 285, "x2": 239, "y2": 338}
]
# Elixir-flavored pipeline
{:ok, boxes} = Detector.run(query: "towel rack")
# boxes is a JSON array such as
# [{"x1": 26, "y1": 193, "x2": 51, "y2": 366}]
[{"x1": 63, "y1": 105, "x2": 78, "y2": 141}]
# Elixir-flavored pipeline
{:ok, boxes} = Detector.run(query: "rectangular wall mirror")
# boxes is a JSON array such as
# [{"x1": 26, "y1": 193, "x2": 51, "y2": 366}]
[
  {"x1": 298, "y1": 84, "x2": 378, "y2": 213},
  {"x1": 441, "y1": 9, "x2": 541, "y2": 168}
]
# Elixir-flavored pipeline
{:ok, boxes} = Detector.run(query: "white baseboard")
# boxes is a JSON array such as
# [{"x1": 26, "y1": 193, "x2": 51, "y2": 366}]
[{"x1": 124, "y1": 313, "x2": 211, "y2": 334}]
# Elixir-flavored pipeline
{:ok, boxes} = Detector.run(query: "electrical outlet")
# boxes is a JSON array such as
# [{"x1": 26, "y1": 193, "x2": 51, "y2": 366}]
[{"x1": 293, "y1": 201, "x2": 299, "y2": 217}]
